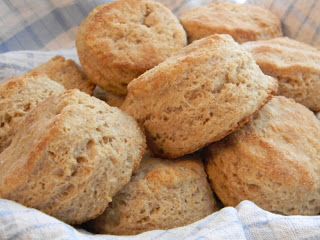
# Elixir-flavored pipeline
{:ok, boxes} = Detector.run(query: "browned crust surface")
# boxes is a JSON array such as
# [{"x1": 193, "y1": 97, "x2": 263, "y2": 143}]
[{"x1": 180, "y1": 2, "x2": 282, "y2": 43}]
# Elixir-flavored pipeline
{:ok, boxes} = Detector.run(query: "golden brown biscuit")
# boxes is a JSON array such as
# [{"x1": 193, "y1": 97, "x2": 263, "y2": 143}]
[
  {"x1": 206, "y1": 96, "x2": 320, "y2": 215},
  {"x1": 0, "y1": 90, "x2": 146, "y2": 224},
  {"x1": 27, "y1": 56, "x2": 95, "y2": 95},
  {"x1": 76, "y1": 0, "x2": 187, "y2": 95},
  {"x1": 88, "y1": 155, "x2": 217, "y2": 235},
  {"x1": 122, "y1": 34, "x2": 277, "y2": 158},
  {"x1": 243, "y1": 37, "x2": 320, "y2": 111},
  {"x1": 180, "y1": 2, "x2": 282, "y2": 43},
  {"x1": 0, "y1": 75, "x2": 64, "y2": 153}
]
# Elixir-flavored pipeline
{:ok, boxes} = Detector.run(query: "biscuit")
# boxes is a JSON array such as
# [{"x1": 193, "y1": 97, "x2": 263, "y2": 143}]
[
  {"x1": 76, "y1": 0, "x2": 187, "y2": 95},
  {"x1": 243, "y1": 37, "x2": 320, "y2": 111},
  {"x1": 180, "y1": 2, "x2": 282, "y2": 43},
  {"x1": 0, "y1": 89, "x2": 146, "y2": 224},
  {"x1": 88, "y1": 155, "x2": 217, "y2": 235},
  {"x1": 122, "y1": 34, "x2": 278, "y2": 158},
  {"x1": 0, "y1": 75, "x2": 64, "y2": 153},
  {"x1": 28, "y1": 56, "x2": 95, "y2": 95},
  {"x1": 206, "y1": 96, "x2": 320, "y2": 215}
]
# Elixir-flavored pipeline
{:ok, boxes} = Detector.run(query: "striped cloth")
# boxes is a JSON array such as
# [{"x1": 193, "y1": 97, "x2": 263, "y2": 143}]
[
  {"x1": 0, "y1": 0, "x2": 110, "y2": 52},
  {"x1": 0, "y1": 0, "x2": 319, "y2": 52},
  {"x1": 0, "y1": 1, "x2": 320, "y2": 240},
  {"x1": 1, "y1": 199, "x2": 320, "y2": 240}
]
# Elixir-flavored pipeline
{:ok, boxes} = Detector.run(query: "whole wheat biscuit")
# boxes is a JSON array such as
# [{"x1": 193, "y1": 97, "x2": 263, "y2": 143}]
[
  {"x1": 122, "y1": 34, "x2": 277, "y2": 158},
  {"x1": 27, "y1": 56, "x2": 95, "y2": 95},
  {"x1": 76, "y1": 0, "x2": 187, "y2": 95},
  {"x1": 0, "y1": 75, "x2": 64, "y2": 153},
  {"x1": 180, "y1": 2, "x2": 282, "y2": 43},
  {"x1": 0, "y1": 89, "x2": 146, "y2": 224},
  {"x1": 243, "y1": 37, "x2": 320, "y2": 111},
  {"x1": 88, "y1": 155, "x2": 217, "y2": 235},
  {"x1": 206, "y1": 96, "x2": 320, "y2": 215}
]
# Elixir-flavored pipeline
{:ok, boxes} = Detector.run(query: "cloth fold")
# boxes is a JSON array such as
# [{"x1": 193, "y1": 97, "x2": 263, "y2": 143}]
[{"x1": 1, "y1": 199, "x2": 320, "y2": 240}]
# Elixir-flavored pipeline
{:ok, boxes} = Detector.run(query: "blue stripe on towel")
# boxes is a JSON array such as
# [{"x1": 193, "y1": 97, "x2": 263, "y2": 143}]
[{"x1": 0, "y1": 2, "x2": 111, "y2": 53}]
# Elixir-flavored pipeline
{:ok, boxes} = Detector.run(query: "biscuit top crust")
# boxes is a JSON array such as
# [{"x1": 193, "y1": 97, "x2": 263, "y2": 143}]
[
  {"x1": 126, "y1": 34, "x2": 276, "y2": 95},
  {"x1": 28, "y1": 56, "x2": 95, "y2": 94},
  {"x1": 0, "y1": 75, "x2": 64, "y2": 103},
  {"x1": 180, "y1": 2, "x2": 282, "y2": 43},
  {"x1": 243, "y1": 37, "x2": 320, "y2": 111},
  {"x1": 78, "y1": 0, "x2": 187, "y2": 73},
  {"x1": 243, "y1": 37, "x2": 320, "y2": 71}
]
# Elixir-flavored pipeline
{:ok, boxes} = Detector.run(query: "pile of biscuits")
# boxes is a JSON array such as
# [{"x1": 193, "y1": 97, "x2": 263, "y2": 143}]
[{"x1": 0, "y1": 0, "x2": 320, "y2": 236}]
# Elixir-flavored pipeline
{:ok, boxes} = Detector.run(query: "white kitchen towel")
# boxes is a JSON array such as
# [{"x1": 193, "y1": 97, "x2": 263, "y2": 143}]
[{"x1": 1, "y1": 199, "x2": 320, "y2": 240}]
